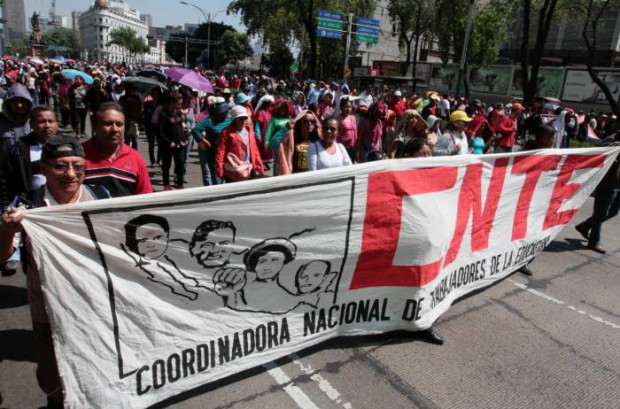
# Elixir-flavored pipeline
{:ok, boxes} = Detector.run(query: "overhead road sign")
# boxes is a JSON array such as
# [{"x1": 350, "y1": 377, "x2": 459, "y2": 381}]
[
  {"x1": 318, "y1": 29, "x2": 343, "y2": 40},
  {"x1": 356, "y1": 34, "x2": 378, "y2": 44},
  {"x1": 318, "y1": 19, "x2": 343, "y2": 30},
  {"x1": 357, "y1": 16, "x2": 380, "y2": 27},
  {"x1": 357, "y1": 25, "x2": 379, "y2": 36},
  {"x1": 318, "y1": 10, "x2": 344, "y2": 21}
]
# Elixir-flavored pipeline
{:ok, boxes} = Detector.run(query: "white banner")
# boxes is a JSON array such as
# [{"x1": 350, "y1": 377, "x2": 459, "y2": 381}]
[{"x1": 23, "y1": 148, "x2": 619, "y2": 408}]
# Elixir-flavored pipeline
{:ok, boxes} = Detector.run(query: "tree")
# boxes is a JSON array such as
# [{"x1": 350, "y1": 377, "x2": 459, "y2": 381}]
[
  {"x1": 581, "y1": 0, "x2": 620, "y2": 115},
  {"x1": 108, "y1": 26, "x2": 147, "y2": 61},
  {"x1": 43, "y1": 28, "x2": 82, "y2": 58},
  {"x1": 434, "y1": 0, "x2": 512, "y2": 98},
  {"x1": 518, "y1": 0, "x2": 560, "y2": 106},
  {"x1": 164, "y1": 22, "x2": 237, "y2": 67},
  {"x1": 219, "y1": 31, "x2": 253, "y2": 68},
  {"x1": 387, "y1": 0, "x2": 434, "y2": 76},
  {"x1": 5, "y1": 38, "x2": 30, "y2": 57},
  {"x1": 228, "y1": 0, "x2": 375, "y2": 78}
]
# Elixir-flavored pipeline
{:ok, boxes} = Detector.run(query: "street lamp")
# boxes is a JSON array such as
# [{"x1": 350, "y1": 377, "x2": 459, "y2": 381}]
[{"x1": 179, "y1": 1, "x2": 225, "y2": 69}]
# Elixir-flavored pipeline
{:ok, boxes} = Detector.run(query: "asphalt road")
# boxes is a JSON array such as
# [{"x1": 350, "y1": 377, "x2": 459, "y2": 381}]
[{"x1": 1, "y1": 131, "x2": 618, "y2": 409}]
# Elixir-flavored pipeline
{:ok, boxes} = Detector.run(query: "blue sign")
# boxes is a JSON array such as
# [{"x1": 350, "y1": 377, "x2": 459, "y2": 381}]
[
  {"x1": 318, "y1": 10, "x2": 344, "y2": 21},
  {"x1": 357, "y1": 16, "x2": 380, "y2": 27},
  {"x1": 317, "y1": 29, "x2": 343, "y2": 40},
  {"x1": 357, "y1": 25, "x2": 379, "y2": 36}
]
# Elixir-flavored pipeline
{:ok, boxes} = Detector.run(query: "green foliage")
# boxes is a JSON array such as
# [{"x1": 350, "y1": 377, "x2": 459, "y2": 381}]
[
  {"x1": 108, "y1": 26, "x2": 148, "y2": 59},
  {"x1": 469, "y1": 1, "x2": 514, "y2": 67},
  {"x1": 219, "y1": 31, "x2": 253, "y2": 67},
  {"x1": 164, "y1": 22, "x2": 237, "y2": 67},
  {"x1": 5, "y1": 38, "x2": 30, "y2": 57},
  {"x1": 263, "y1": 44, "x2": 295, "y2": 77},
  {"x1": 42, "y1": 28, "x2": 82, "y2": 58},
  {"x1": 228, "y1": 0, "x2": 376, "y2": 77},
  {"x1": 387, "y1": 0, "x2": 434, "y2": 75}
]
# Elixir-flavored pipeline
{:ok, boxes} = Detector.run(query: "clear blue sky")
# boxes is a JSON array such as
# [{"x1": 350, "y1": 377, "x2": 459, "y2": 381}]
[{"x1": 26, "y1": 0, "x2": 243, "y2": 30}]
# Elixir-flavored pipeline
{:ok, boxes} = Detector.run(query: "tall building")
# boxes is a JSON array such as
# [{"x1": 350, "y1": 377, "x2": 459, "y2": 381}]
[
  {"x1": 79, "y1": 0, "x2": 148, "y2": 62},
  {"x1": 2, "y1": 0, "x2": 27, "y2": 43},
  {"x1": 140, "y1": 14, "x2": 152, "y2": 28},
  {"x1": 72, "y1": 11, "x2": 81, "y2": 31}
]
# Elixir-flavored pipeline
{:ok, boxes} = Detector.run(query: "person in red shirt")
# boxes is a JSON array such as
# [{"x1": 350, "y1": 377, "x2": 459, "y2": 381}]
[
  {"x1": 83, "y1": 102, "x2": 153, "y2": 196},
  {"x1": 216, "y1": 105, "x2": 264, "y2": 182},
  {"x1": 388, "y1": 90, "x2": 406, "y2": 122},
  {"x1": 493, "y1": 102, "x2": 523, "y2": 153}
]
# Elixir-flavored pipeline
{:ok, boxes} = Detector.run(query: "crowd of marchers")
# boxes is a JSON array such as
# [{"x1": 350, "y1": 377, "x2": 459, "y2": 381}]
[{"x1": 0, "y1": 59, "x2": 618, "y2": 408}]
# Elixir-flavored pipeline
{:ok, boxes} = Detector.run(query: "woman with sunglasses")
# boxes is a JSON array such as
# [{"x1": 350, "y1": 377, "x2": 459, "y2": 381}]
[
  {"x1": 278, "y1": 110, "x2": 322, "y2": 175},
  {"x1": 308, "y1": 117, "x2": 352, "y2": 171}
]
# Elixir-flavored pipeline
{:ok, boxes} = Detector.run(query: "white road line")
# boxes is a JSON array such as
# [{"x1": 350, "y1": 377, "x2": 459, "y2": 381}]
[
  {"x1": 291, "y1": 353, "x2": 353, "y2": 409},
  {"x1": 263, "y1": 361, "x2": 321, "y2": 409},
  {"x1": 509, "y1": 279, "x2": 620, "y2": 330}
]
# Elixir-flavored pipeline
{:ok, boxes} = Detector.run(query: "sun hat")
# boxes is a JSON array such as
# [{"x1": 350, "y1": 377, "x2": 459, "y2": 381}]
[{"x1": 230, "y1": 105, "x2": 248, "y2": 120}]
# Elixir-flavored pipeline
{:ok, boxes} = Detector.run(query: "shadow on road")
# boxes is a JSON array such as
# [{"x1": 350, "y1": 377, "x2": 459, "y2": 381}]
[
  {"x1": 0, "y1": 285, "x2": 28, "y2": 310},
  {"x1": 544, "y1": 238, "x2": 585, "y2": 253},
  {"x1": 0, "y1": 329, "x2": 35, "y2": 362}
]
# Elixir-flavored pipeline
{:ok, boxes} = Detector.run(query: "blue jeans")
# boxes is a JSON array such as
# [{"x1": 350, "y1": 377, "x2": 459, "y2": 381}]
[
  {"x1": 577, "y1": 188, "x2": 620, "y2": 245},
  {"x1": 183, "y1": 137, "x2": 195, "y2": 182},
  {"x1": 197, "y1": 146, "x2": 222, "y2": 186}
]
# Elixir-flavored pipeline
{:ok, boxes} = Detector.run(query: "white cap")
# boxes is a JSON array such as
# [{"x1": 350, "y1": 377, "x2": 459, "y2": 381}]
[{"x1": 394, "y1": 90, "x2": 402, "y2": 97}]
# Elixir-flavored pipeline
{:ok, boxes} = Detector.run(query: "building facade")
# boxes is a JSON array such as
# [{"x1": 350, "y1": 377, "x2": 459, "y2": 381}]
[
  {"x1": 78, "y1": 0, "x2": 148, "y2": 63},
  {"x1": 2, "y1": 0, "x2": 27, "y2": 43}
]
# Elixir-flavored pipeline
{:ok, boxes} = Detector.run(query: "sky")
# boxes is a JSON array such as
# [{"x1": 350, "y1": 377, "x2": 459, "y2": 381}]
[{"x1": 25, "y1": 0, "x2": 244, "y2": 30}]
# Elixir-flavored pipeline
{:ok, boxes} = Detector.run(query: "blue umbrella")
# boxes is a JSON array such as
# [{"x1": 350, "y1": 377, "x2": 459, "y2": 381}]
[{"x1": 61, "y1": 69, "x2": 94, "y2": 84}]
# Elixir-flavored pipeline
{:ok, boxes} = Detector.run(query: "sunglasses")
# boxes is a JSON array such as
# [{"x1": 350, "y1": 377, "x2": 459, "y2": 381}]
[
  {"x1": 46, "y1": 162, "x2": 86, "y2": 175},
  {"x1": 301, "y1": 119, "x2": 316, "y2": 125}
]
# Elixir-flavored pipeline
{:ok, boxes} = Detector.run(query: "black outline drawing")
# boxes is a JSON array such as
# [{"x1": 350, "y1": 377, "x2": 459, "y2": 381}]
[
  {"x1": 82, "y1": 177, "x2": 356, "y2": 379},
  {"x1": 121, "y1": 214, "x2": 199, "y2": 301}
]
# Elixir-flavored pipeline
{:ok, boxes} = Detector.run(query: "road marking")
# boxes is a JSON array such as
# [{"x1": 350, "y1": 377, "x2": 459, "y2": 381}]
[
  {"x1": 509, "y1": 279, "x2": 620, "y2": 329},
  {"x1": 263, "y1": 361, "x2": 321, "y2": 409},
  {"x1": 291, "y1": 353, "x2": 353, "y2": 408}
]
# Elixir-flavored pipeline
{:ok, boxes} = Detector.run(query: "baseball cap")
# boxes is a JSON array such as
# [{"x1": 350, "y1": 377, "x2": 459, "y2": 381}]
[
  {"x1": 42, "y1": 135, "x2": 85, "y2": 160},
  {"x1": 449, "y1": 110, "x2": 473, "y2": 123}
]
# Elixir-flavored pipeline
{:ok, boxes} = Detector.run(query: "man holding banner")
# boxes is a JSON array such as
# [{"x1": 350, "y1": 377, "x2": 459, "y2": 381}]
[{"x1": 0, "y1": 135, "x2": 110, "y2": 408}]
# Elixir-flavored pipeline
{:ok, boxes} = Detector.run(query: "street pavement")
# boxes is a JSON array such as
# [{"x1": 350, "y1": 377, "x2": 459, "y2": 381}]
[{"x1": 1, "y1": 130, "x2": 619, "y2": 408}]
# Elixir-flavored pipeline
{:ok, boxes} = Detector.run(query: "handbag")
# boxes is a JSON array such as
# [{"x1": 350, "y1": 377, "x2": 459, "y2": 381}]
[{"x1": 224, "y1": 137, "x2": 253, "y2": 182}]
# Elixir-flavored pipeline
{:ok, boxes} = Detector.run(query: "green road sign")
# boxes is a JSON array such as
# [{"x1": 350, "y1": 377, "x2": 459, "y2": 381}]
[
  {"x1": 356, "y1": 34, "x2": 378, "y2": 44},
  {"x1": 318, "y1": 19, "x2": 343, "y2": 30}
]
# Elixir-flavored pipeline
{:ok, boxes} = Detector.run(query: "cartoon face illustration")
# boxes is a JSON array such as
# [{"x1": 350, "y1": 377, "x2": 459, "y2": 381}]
[
  {"x1": 254, "y1": 251, "x2": 287, "y2": 280},
  {"x1": 244, "y1": 238, "x2": 297, "y2": 282},
  {"x1": 192, "y1": 228, "x2": 235, "y2": 268},
  {"x1": 296, "y1": 260, "x2": 331, "y2": 294},
  {"x1": 190, "y1": 221, "x2": 237, "y2": 269},
  {"x1": 124, "y1": 215, "x2": 170, "y2": 260},
  {"x1": 135, "y1": 223, "x2": 169, "y2": 259}
]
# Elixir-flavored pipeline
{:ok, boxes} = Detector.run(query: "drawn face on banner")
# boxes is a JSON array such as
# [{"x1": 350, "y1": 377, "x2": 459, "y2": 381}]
[
  {"x1": 191, "y1": 227, "x2": 235, "y2": 269},
  {"x1": 296, "y1": 260, "x2": 331, "y2": 294},
  {"x1": 254, "y1": 251, "x2": 286, "y2": 280},
  {"x1": 123, "y1": 215, "x2": 171, "y2": 260},
  {"x1": 135, "y1": 223, "x2": 169, "y2": 259}
]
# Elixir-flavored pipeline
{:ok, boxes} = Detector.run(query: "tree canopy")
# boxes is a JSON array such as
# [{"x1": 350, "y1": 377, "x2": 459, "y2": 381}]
[
  {"x1": 108, "y1": 26, "x2": 148, "y2": 60},
  {"x1": 164, "y1": 22, "x2": 237, "y2": 67},
  {"x1": 228, "y1": 0, "x2": 376, "y2": 77},
  {"x1": 219, "y1": 31, "x2": 253, "y2": 68}
]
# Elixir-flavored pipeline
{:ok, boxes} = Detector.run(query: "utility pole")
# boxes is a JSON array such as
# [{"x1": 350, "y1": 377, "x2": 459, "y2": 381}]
[
  {"x1": 184, "y1": 36, "x2": 189, "y2": 67},
  {"x1": 343, "y1": 13, "x2": 353, "y2": 84},
  {"x1": 455, "y1": 0, "x2": 475, "y2": 99}
]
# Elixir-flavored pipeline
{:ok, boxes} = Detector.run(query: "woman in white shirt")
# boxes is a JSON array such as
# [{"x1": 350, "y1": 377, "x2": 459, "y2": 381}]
[{"x1": 308, "y1": 117, "x2": 352, "y2": 170}]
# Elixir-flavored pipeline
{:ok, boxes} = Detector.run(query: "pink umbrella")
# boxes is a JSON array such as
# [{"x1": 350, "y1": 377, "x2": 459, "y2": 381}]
[{"x1": 164, "y1": 67, "x2": 214, "y2": 93}]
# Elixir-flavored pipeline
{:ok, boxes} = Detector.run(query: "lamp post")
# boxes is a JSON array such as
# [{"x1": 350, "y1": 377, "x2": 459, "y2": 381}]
[{"x1": 179, "y1": 2, "x2": 225, "y2": 69}]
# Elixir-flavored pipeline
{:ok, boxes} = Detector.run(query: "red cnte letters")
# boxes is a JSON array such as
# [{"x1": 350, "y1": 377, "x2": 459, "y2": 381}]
[
  {"x1": 511, "y1": 154, "x2": 562, "y2": 241},
  {"x1": 544, "y1": 154, "x2": 605, "y2": 230},
  {"x1": 350, "y1": 167, "x2": 458, "y2": 289},
  {"x1": 443, "y1": 158, "x2": 509, "y2": 267}
]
